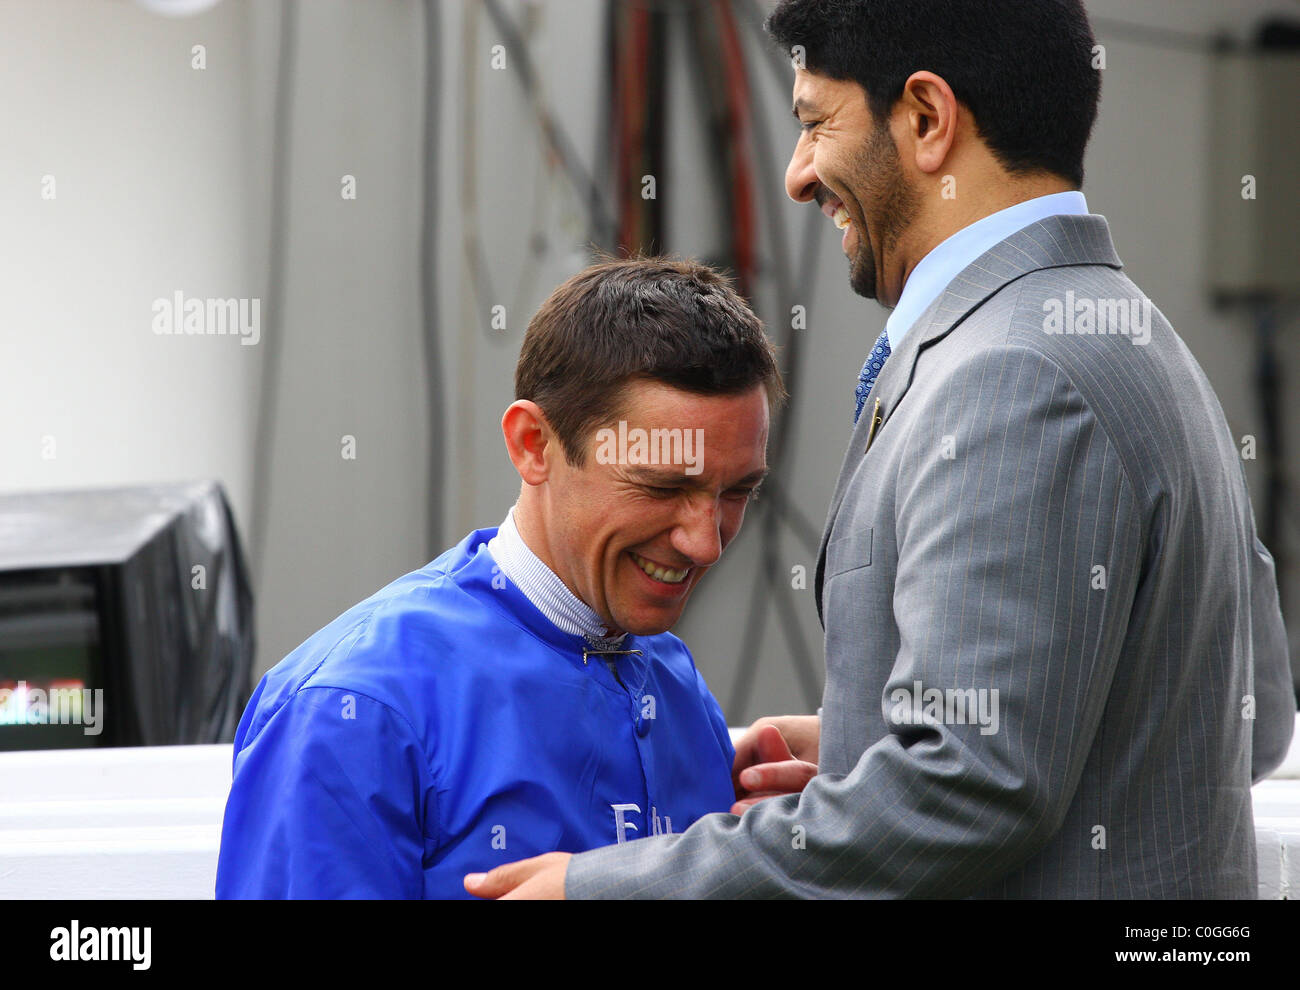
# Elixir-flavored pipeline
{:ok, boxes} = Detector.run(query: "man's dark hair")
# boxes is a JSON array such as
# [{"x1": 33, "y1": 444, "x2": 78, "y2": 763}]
[
  {"x1": 515, "y1": 255, "x2": 785, "y2": 466},
  {"x1": 767, "y1": 0, "x2": 1101, "y2": 187}
]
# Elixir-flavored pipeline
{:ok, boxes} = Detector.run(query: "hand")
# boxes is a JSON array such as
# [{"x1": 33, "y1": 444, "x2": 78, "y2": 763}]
[
  {"x1": 730, "y1": 716, "x2": 819, "y2": 815},
  {"x1": 463, "y1": 851, "x2": 571, "y2": 900}
]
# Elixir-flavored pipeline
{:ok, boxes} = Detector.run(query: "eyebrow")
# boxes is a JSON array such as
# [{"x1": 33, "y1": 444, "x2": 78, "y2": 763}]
[
  {"x1": 626, "y1": 467, "x2": 769, "y2": 489},
  {"x1": 792, "y1": 97, "x2": 820, "y2": 119}
]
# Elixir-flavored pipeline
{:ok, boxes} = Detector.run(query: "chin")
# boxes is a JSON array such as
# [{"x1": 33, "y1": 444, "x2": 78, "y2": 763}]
[
  {"x1": 849, "y1": 263, "x2": 877, "y2": 300},
  {"x1": 615, "y1": 602, "x2": 688, "y2": 637},
  {"x1": 618, "y1": 614, "x2": 676, "y2": 637},
  {"x1": 848, "y1": 244, "x2": 878, "y2": 300}
]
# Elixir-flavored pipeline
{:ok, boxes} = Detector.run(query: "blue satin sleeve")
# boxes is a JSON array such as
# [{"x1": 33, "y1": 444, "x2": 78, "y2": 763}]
[{"x1": 215, "y1": 686, "x2": 438, "y2": 899}]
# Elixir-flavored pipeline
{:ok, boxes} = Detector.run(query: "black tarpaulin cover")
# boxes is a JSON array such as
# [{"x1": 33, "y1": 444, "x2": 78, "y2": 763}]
[{"x1": 0, "y1": 480, "x2": 254, "y2": 746}]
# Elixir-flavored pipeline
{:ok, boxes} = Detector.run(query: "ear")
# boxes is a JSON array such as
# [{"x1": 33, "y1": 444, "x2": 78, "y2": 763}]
[
  {"x1": 896, "y1": 70, "x2": 959, "y2": 175},
  {"x1": 501, "y1": 400, "x2": 554, "y2": 487}
]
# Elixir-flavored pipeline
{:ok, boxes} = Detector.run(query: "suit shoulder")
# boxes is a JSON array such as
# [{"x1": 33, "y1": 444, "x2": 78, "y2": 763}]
[{"x1": 920, "y1": 264, "x2": 1240, "y2": 519}]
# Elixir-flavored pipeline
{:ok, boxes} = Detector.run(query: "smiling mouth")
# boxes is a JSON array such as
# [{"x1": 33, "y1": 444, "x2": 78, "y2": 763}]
[
  {"x1": 820, "y1": 196, "x2": 852, "y2": 231},
  {"x1": 629, "y1": 551, "x2": 690, "y2": 585}
]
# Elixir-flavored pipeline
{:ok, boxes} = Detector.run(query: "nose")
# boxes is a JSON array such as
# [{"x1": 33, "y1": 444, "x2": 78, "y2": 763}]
[
  {"x1": 785, "y1": 133, "x2": 819, "y2": 204},
  {"x1": 670, "y1": 496, "x2": 723, "y2": 569}
]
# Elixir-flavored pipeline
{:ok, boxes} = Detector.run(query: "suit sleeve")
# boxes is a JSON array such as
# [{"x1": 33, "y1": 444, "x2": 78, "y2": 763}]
[
  {"x1": 1248, "y1": 533, "x2": 1296, "y2": 782},
  {"x1": 565, "y1": 346, "x2": 1143, "y2": 898},
  {"x1": 215, "y1": 686, "x2": 437, "y2": 899}
]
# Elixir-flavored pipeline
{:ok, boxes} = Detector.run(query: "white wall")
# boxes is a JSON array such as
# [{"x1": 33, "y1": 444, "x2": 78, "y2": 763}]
[
  {"x1": 0, "y1": 0, "x2": 262, "y2": 532},
  {"x1": 1, "y1": 0, "x2": 1295, "y2": 725},
  {"x1": 246, "y1": 0, "x2": 432, "y2": 671}
]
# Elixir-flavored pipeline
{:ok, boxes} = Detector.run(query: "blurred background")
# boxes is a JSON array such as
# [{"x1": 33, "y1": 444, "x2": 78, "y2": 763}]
[{"x1": 2, "y1": 0, "x2": 1298, "y2": 730}]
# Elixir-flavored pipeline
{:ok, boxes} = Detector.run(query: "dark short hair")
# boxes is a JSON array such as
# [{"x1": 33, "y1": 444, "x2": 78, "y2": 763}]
[
  {"x1": 767, "y1": 0, "x2": 1101, "y2": 187},
  {"x1": 515, "y1": 256, "x2": 785, "y2": 466}
]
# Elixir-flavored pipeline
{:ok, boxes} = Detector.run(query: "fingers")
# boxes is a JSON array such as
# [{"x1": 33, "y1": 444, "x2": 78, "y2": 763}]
[
  {"x1": 732, "y1": 717, "x2": 820, "y2": 773},
  {"x1": 732, "y1": 723, "x2": 792, "y2": 790},
  {"x1": 729, "y1": 792, "x2": 789, "y2": 815},
  {"x1": 737, "y1": 758, "x2": 817, "y2": 796},
  {"x1": 764, "y1": 714, "x2": 822, "y2": 764},
  {"x1": 731, "y1": 719, "x2": 775, "y2": 774},
  {"x1": 754, "y1": 724, "x2": 796, "y2": 765},
  {"x1": 463, "y1": 853, "x2": 556, "y2": 899},
  {"x1": 733, "y1": 728, "x2": 817, "y2": 805}
]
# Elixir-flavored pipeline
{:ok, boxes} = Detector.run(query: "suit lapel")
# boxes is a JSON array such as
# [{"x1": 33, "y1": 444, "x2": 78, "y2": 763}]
[{"x1": 813, "y1": 213, "x2": 1124, "y2": 622}]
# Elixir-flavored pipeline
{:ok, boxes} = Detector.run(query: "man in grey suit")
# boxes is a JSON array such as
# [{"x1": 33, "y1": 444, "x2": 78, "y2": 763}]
[{"x1": 466, "y1": 0, "x2": 1295, "y2": 899}]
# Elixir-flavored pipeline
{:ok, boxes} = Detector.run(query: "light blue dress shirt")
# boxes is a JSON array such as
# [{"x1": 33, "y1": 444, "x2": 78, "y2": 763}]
[{"x1": 886, "y1": 191, "x2": 1090, "y2": 349}]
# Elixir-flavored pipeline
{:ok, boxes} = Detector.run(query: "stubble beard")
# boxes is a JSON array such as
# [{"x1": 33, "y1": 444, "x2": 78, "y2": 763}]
[{"x1": 848, "y1": 119, "x2": 920, "y2": 302}]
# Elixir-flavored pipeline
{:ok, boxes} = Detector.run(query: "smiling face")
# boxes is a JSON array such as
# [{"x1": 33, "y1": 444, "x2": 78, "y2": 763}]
[
  {"x1": 786, "y1": 67, "x2": 920, "y2": 304},
  {"x1": 518, "y1": 379, "x2": 770, "y2": 638}
]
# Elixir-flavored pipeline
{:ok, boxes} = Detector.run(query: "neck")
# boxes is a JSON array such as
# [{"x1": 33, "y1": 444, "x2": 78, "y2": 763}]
[
  {"x1": 496, "y1": 495, "x2": 624, "y2": 641},
  {"x1": 887, "y1": 172, "x2": 1075, "y2": 307},
  {"x1": 514, "y1": 488, "x2": 604, "y2": 624},
  {"x1": 512, "y1": 489, "x2": 551, "y2": 571}
]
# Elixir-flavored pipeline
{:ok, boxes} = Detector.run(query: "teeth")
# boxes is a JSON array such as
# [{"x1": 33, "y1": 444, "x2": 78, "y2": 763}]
[
  {"x1": 631, "y1": 552, "x2": 688, "y2": 584},
  {"x1": 832, "y1": 206, "x2": 851, "y2": 230}
]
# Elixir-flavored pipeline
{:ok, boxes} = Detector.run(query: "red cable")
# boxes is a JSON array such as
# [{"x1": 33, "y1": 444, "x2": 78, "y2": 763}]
[
  {"x1": 716, "y1": 0, "x2": 756, "y2": 296},
  {"x1": 615, "y1": 3, "x2": 652, "y2": 255}
]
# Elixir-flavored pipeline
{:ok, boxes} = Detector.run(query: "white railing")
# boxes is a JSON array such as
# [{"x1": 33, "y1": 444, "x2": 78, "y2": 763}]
[{"x1": 3, "y1": 717, "x2": 1298, "y2": 899}]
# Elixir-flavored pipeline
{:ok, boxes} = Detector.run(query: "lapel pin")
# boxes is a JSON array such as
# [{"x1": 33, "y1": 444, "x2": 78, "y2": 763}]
[{"x1": 865, "y1": 398, "x2": 882, "y2": 452}]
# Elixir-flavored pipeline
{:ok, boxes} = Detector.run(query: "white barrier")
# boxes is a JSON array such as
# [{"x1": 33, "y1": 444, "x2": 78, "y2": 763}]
[
  {"x1": 3, "y1": 717, "x2": 1299, "y2": 899},
  {"x1": 0, "y1": 745, "x2": 230, "y2": 900}
]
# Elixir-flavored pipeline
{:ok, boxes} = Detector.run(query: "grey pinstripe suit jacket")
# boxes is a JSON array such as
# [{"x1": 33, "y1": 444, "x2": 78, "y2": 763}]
[{"x1": 565, "y1": 213, "x2": 1296, "y2": 898}]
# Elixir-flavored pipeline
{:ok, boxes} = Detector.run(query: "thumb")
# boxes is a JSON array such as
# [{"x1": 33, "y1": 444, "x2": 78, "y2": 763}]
[
  {"x1": 755, "y1": 724, "x2": 795, "y2": 765},
  {"x1": 464, "y1": 852, "x2": 562, "y2": 899},
  {"x1": 464, "y1": 861, "x2": 526, "y2": 899}
]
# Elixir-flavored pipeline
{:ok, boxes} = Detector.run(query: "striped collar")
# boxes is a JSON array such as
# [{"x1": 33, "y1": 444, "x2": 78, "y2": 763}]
[{"x1": 486, "y1": 507, "x2": 626, "y2": 646}]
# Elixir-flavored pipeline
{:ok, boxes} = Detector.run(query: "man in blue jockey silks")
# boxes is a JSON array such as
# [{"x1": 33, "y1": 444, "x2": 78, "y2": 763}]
[{"x1": 215, "y1": 257, "x2": 785, "y2": 898}]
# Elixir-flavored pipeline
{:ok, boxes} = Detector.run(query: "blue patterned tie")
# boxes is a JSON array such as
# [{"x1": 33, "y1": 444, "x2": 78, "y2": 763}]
[{"x1": 854, "y1": 328, "x2": 892, "y2": 424}]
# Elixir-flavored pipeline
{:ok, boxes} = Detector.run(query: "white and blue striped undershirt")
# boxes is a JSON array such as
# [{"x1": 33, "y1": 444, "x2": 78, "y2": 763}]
[{"x1": 486, "y1": 506, "x2": 627, "y2": 647}]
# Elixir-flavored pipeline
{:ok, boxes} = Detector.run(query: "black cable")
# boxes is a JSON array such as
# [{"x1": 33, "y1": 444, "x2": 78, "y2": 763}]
[
  {"x1": 768, "y1": 536, "x2": 823, "y2": 705},
  {"x1": 761, "y1": 478, "x2": 822, "y2": 559},
  {"x1": 1254, "y1": 298, "x2": 1284, "y2": 599},
  {"x1": 726, "y1": 537, "x2": 778, "y2": 717},
  {"x1": 645, "y1": 2, "x2": 670, "y2": 253},
  {"x1": 735, "y1": 0, "x2": 827, "y2": 481},
  {"x1": 1252, "y1": 300, "x2": 1299, "y2": 698},
  {"x1": 717, "y1": 0, "x2": 829, "y2": 716},
  {"x1": 421, "y1": 0, "x2": 446, "y2": 558},
  {"x1": 738, "y1": 0, "x2": 801, "y2": 92},
  {"x1": 680, "y1": 3, "x2": 735, "y2": 269},
  {"x1": 250, "y1": 0, "x2": 297, "y2": 587},
  {"x1": 593, "y1": 0, "x2": 617, "y2": 254},
  {"x1": 736, "y1": 2, "x2": 797, "y2": 469},
  {"x1": 459, "y1": 1, "x2": 500, "y2": 345},
  {"x1": 482, "y1": 0, "x2": 615, "y2": 247}
]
